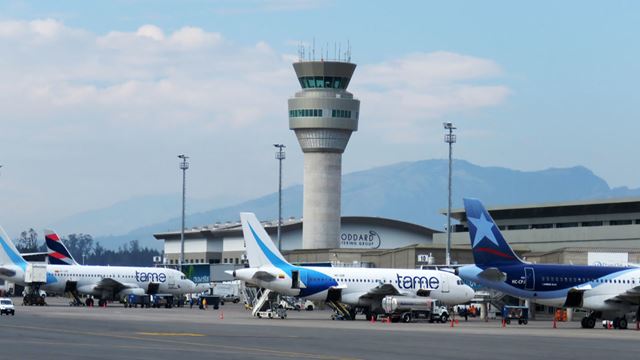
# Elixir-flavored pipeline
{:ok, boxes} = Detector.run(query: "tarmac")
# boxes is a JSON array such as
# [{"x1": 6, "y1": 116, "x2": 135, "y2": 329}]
[{"x1": 1, "y1": 297, "x2": 638, "y2": 360}]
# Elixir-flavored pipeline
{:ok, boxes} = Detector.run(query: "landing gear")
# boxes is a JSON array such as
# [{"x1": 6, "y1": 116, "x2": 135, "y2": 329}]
[
  {"x1": 581, "y1": 316, "x2": 596, "y2": 329},
  {"x1": 348, "y1": 308, "x2": 357, "y2": 321},
  {"x1": 610, "y1": 317, "x2": 628, "y2": 329}
]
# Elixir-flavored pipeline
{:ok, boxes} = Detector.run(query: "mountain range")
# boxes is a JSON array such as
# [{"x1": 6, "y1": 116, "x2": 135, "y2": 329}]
[{"x1": 50, "y1": 159, "x2": 640, "y2": 250}]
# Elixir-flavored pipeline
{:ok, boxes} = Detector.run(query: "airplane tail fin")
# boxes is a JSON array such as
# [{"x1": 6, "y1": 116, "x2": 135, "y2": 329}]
[
  {"x1": 240, "y1": 212, "x2": 291, "y2": 269},
  {"x1": 463, "y1": 198, "x2": 524, "y2": 267},
  {"x1": 44, "y1": 229, "x2": 78, "y2": 265},
  {"x1": 0, "y1": 226, "x2": 28, "y2": 270}
]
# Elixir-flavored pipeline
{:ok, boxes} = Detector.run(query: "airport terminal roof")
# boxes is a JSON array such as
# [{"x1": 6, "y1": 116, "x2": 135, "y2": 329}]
[
  {"x1": 444, "y1": 197, "x2": 640, "y2": 222},
  {"x1": 154, "y1": 216, "x2": 441, "y2": 240}
]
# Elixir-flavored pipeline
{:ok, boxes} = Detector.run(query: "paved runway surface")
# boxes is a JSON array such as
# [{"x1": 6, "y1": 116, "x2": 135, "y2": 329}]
[{"x1": 1, "y1": 297, "x2": 638, "y2": 360}]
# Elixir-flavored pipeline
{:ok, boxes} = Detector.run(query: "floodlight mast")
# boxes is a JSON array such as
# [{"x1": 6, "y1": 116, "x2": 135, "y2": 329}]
[
  {"x1": 178, "y1": 154, "x2": 189, "y2": 271},
  {"x1": 274, "y1": 144, "x2": 286, "y2": 252},
  {"x1": 443, "y1": 122, "x2": 457, "y2": 267}
]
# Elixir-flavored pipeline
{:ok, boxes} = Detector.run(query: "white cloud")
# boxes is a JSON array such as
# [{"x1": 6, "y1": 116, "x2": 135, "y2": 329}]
[
  {"x1": 353, "y1": 51, "x2": 510, "y2": 142},
  {"x1": 0, "y1": 19, "x2": 509, "y2": 233},
  {"x1": 136, "y1": 24, "x2": 165, "y2": 41}
]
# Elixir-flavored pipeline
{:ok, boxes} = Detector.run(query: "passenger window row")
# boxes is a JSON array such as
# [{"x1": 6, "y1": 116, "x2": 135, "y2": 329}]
[{"x1": 541, "y1": 276, "x2": 635, "y2": 284}]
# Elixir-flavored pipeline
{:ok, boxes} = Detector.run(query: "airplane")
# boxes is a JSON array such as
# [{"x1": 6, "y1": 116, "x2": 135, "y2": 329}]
[
  {"x1": 458, "y1": 198, "x2": 640, "y2": 329},
  {"x1": 227, "y1": 212, "x2": 474, "y2": 320},
  {"x1": 44, "y1": 229, "x2": 211, "y2": 294},
  {"x1": 0, "y1": 226, "x2": 197, "y2": 306}
]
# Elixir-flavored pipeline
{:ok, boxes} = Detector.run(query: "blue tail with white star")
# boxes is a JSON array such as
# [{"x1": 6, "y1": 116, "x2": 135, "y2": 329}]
[{"x1": 463, "y1": 198, "x2": 523, "y2": 267}]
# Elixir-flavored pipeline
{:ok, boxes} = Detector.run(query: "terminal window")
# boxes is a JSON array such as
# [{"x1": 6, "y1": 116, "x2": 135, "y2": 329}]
[
  {"x1": 556, "y1": 222, "x2": 578, "y2": 228},
  {"x1": 610, "y1": 219, "x2": 632, "y2": 226}
]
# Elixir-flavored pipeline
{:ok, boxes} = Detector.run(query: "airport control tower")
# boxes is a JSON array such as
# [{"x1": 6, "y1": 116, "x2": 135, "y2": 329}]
[{"x1": 288, "y1": 60, "x2": 360, "y2": 249}]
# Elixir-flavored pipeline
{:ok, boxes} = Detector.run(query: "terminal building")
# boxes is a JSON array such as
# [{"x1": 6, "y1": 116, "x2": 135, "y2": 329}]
[{"x1": 153, "y1": 216, "x2": 471, "y2": 276}]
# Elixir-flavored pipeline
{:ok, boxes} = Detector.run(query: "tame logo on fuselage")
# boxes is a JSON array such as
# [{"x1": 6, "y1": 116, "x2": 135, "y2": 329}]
[
  {"x1": 136, "y1": 271, "x2": 167, "y2": 283},
  {"x1": 396, "y1": 274, "x2": 440, "y2": 290}
]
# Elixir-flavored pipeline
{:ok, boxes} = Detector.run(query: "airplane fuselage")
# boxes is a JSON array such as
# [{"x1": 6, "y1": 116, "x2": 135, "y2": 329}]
[
  {"x1": 236, "y1": 265, "x2": 474, "y2": 306},
  {"x1": 1, "y1": 263, "x2": 196, "y2": 300},
  {"x1": 460, "y1": 263, "x2": 640, "y2": 314}
]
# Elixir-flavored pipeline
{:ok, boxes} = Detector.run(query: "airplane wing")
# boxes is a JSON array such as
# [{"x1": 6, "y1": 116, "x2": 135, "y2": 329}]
[
  {"x1": 357, "y1": 283, "x2": 402, "y2": 300},
  {"x1": 604, "y1": 286, "x2": 640, "y2": 305},
  {"x1": 93, "y1": 278, "x2": 133, "y2": 294}
]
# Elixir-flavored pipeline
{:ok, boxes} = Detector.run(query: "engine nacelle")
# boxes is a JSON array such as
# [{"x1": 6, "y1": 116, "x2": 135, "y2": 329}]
[
  {"x1": 77, "y1": 284, "x2": 98, "y2": 296},
  {"x1": 117, "y1": 288, "x2": 146, "y2": 300}
]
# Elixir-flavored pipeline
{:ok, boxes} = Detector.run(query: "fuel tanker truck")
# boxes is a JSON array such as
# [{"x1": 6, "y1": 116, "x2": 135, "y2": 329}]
[{"x1": 381, "y1": 296, "x2": 450, "y2": 323}]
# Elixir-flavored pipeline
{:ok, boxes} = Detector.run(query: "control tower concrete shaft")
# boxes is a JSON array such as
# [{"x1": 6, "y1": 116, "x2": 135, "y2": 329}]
[{"x1": 288, "y1": 61, "x2": 360, "y2": 249}]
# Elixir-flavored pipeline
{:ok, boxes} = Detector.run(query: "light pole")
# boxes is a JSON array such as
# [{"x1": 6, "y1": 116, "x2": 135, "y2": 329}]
[
  {"x1": 274, "y1": 144, "x2": 286, "y2": 252},
  {"x1": 443, "y1": 122, "x2": 457, "y2": 266},
  {"x1": 178, "y1": 154, "x2": 189, "y2": 271}
]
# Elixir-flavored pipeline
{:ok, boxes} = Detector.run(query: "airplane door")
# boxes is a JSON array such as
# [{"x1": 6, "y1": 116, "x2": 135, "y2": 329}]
[
  {"x1": 291, "y1": 270, "x2": 300, "y2": 289},
  {"x1": 441, "y1": 277, "x2": 450, "y2": 293},
  {"x1": 291, "y1": 270, "x2": 307, "y2": 289},
  {"x1": 525, "y1": 267, "x2": 535, "y2": 290},
  {"x1": 168, "y1": 273, "x2": 177, "y2": 289}
]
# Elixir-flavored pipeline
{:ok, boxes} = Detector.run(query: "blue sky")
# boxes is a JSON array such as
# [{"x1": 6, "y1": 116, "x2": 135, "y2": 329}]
[{"x1": 0, "y1": 0, "x2": 639, "y2": 234}]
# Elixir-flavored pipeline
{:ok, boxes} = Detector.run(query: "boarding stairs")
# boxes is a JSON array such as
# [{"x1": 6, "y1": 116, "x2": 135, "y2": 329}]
[
  {"x1": 326, "y1": 300, "x2": 354, "y2": 320},
  {"x1": 250, "y1": 288, "x2": 280, "y2": 317},
  {"x1": 68, "y1": 289, "x2": 84, "y2": 306},
  {"x1": 240, "y1": 283, "x2": 258, "y2": 308}
]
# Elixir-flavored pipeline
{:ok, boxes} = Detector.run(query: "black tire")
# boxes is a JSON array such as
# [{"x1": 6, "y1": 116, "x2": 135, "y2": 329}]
[
  {"x1": 619, "y1": 318, "x2": 628, "y2": 329},
  {"x1": 586, "y1": 317, "x2": 596, "y2": 329},
  {"x1": 402, "y1": 313, "x2": 412, "y2": 323},
  {"x1": 306, "y1": 305, "x2": 314, "y2": 311},
  {"x1": 440, "y1": 313, "x2": 449, "y2": 323},
  {"x1": 522, "y1": 319, "x2": 528, "y2": 325},
  {"x1": 518, "y1": 319, "x2": 523, "y2": 325},
  {"x1": 581, "y1": 317, "x2": 588, "y2": 328},
  {"x1": 233, "y1": 299, "x2": 240, "y2": 304},
  {"x1": 505, "y1": 319, "x2": 511, "y2": 325}
]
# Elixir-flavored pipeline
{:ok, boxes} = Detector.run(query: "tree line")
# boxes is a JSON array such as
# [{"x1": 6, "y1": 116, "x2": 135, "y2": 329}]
[{"x1": 15, "y1": 228, "x2": 161, "y2": 266}]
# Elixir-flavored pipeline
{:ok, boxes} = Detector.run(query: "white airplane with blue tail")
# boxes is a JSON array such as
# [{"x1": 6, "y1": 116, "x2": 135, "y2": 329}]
[
  {"x1": 0, "y1": 226, "x2": 197, "y2": 306},
  {"x1": 227, "y1": 212, "x2": 474, "y2": 320}
]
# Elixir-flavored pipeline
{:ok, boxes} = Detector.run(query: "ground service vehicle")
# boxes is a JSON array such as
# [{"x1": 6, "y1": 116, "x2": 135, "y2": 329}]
[
  {"x1": 0, "y1": 298, "x2": 15, "y2": 315},
  {"x1": 382, "y1": 296, "x2": 449, "y2": 323},
  {"x1": 502, "y1": 305, "x2": 529, "y2": 325}
]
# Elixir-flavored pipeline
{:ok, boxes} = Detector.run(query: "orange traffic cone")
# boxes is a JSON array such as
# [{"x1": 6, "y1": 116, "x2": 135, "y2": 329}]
[
  {"x1": 450, "y1": 319, "x2": 454, "y2": 327},
  {"x1": 502, "y1": 319, "x2": 506, "y2": 327},
  {"x1": 370, "y1": 315, "x2": 376, "y2": 324},
  {"x1": 219, "y1": 310, "x2": 224, "y2": 320}
]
